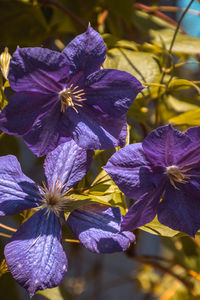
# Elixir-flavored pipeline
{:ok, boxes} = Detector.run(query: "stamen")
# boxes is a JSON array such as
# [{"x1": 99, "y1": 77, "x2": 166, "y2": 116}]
[
  {"x1": 39, "y1": 180, "x2": 73, "y2": 216},
  {"x1": 59, "y1": 84, "x2": 86, "y2": 113},
  {"x1": 166, "y1": 165, "x2": 190, "y2": 189}
]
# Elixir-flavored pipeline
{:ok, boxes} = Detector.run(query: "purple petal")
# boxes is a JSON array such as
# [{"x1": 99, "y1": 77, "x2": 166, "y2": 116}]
[
  {"x1": 104, "y1": 143, "x2": 164, "y2": 199},
  {"x1": 177, "y1": 126, "x2": 200, "y2": 166},
  {"x1": 0, "y1": 155, "x2": 40, "y2": 216},
  {"x1": 85, "y1": 69, "x2": 143, "y2": 117},
  {"x1": 0, "y1": 93, "x2": 56, "y2": 136},
  {"x1": 23, "y1": 101, "x2": 71, "y2": 157},
  {"x1": 62, "y1": 25, "x2": 106, "y2": 78},
  {"x1": 9, "y1": 47, "x2": 69, "y2": 94},
  {"x1": 44, "y1": 140, "x2": 93, "y2": 191},
  {"x1": 67, "y1": 204, "x2": 135, "y2": 253},
  {"x1": 4, "y1": 209, "x2": 68, "y2": 297},
  {"x1": 67, "y1": 106, "x2": 127, "y2": 149},
  {"x1": 143, "y1": 124, "x2": 191, "y2": 167},
  {"x1": 121, "y1": 180, "x2": 166, "y2": 231},
  {"x1": 158, "y1": 178, "x2": 200, "y2": 237}
]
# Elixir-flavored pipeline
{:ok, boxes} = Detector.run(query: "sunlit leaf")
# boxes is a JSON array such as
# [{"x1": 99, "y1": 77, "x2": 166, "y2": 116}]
[
  {"x1": 169, "y1": 108, "x2": 200, "y2": 126},
  {"x1": 140, "y1": 216, "x2": 180, "y2": 237},
  {"x1": 151, "y1": 29, "x2": 200, "y2": 56},
  {"x1": 168, "y1": 79, "x2": 200, "y2": 95},
  {"x1": 38, "y1": 286, "x2": 73, "y2": 300}
]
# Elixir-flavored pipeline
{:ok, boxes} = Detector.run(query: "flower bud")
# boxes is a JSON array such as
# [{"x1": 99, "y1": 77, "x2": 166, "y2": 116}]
[{"x1": 0, "y1": 47, "x2": 11, "y2": 80}]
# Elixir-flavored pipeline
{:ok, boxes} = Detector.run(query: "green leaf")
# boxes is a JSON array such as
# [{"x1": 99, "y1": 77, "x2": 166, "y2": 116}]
[
  {"x1": 140, "y1": 216, "x2": 180, "y2": 237},
  {"x1": 151, "y1": 28, "x2": 200, "y2": 56},
  {"x1": 132, "y1": 10, "x2": 176, "y2": 34},
  {"x1": 168, "y1": 79, "x2": 200, "y2": 95},
  {"x1": 169, "y1": 108, "x2": 200, "y2": 126},
  {"x1": 68, "y1": 170, "x2": 127, "y2": 217},
  {"x1": 38, "y1": 286, "x2": 73, "y2": 300},
  {"x1": 102, "y1": 34, "x2": 138, "y2": 51},
  {"x1": 166, "y1": 95, "x2": 199, "y2": 113},
  {"x1": 0, "y1": 0, "x2": 48, "y2": 46}
]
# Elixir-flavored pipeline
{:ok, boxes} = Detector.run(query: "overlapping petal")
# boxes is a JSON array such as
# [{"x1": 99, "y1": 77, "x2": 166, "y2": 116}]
[
  {"x1": 62, "y1": 25, "x2": 106, "y2": 78},
  {"x1": 44, "y1": 140, "x2": 93, "y2": 191},
  {"x1": 143, "y1": 124, "x2": 191, "y2": 167},
  {"x1": 0, "y1": 93, "x2": 56, "y2": 136},
  {"x1": 23, "y1": 101, "x2": 71, "y2": 157},
  {"x1": 67, "y1": 204, "x2": 135, "y2": 253},
  {"x1": 4, "y1": 209, "x2": 68, "y2": 297},
  {"x1": 177, "y1": 126, "x2": 200, "y2": 166},
  {"x1": 85, "y1": 69, "x2": 143, "y2": 117},
  {"x1": 104, "y1": 143, "x2": 164, "y2": 199},
  {"x1": 121, "y1": 180, "x2": 166, "y2": 231},
  {"x1": 9, "y1": 47, "x2": 69, "y2": 94},
  {"x1": 0, "y1": 155, "x2": 40, "y2": 216},
  {"x1": 158, "y1": 178, "x2": 200, "y2": 237},
  {"x1": 67, "y1": 106, "x2": 127, "y2": 149}
]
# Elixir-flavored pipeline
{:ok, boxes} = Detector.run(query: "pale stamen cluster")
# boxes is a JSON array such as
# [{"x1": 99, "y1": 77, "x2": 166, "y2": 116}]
[
  {"x1": 166, "y1": 165, "x2": 191, "y2": 189},
  {"x1": 39, "y1": 180, "x2": 71, "y2": 216},
  {"x1": 59, "y1": 83, "x2": 86, "y2": 113}
]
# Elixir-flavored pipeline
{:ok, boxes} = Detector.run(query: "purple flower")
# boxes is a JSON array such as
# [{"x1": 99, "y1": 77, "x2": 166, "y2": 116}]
[
  {"x1": 104, "y1": 124, "x2": 200, "y2": 237},
  {"x1": 0, "y1": 26, "x2": 143, "y2": 156},
  {"x1": 0, "y1": 140, "x2": 135, "y2": 296}
]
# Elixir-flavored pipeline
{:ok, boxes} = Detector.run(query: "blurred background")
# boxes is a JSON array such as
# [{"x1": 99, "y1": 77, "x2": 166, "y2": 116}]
[{"x1": 1, "y1": 0, "x2": 200, "y2": 299}]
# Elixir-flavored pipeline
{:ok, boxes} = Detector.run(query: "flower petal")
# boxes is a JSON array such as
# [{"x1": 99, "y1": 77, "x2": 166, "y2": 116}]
[
  {"x1": 0, "y1": 93, "x2": 55, "y2": 136},
  {"x1": 85, "y1": 69, "x2": 143, "y2": 117},
  {"x1": 67, "y1": 204, "x2": 135, "y2": 253},
  {"x1": 0, "y1": 155, "x2": 40, "y2": 216},
  {"x1": 4, "y1": 209, "x2": 68, "y2": 297},
  {"x1": 104, "y1": 143, "x2": 164, "y2": 199},
  {"x1": 9, "y1": 47, "x2": 69, "y2": 94},
  {"x1": 44, "y1": 140, "x2": 93, "y2": 191},
  {"x1": 158, "y1": 178, "x2": 200, "y2": 237},
  {"x1": 177, "y1": 126, "x2": 200, "y2": 166},
  {"x1": 67, "y1": 106, "x2": 127, "y2": 149},
  {"x1": 121, "y1": 180, "x2": 166, "y2": 231},
  {"x1": 62, "y1": 25, "x2": 106, "y2": 77},
  {"x1": 23, "y1": 101, "x2": 71, "y2": 157},
  {"x1": 142, "y1": 124, "x2": 191, "y2": 167}
]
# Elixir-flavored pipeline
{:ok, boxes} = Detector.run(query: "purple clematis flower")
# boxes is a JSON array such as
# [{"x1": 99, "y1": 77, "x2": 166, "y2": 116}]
[
  {"x1": 104, "y1": 124, "x2": 200, "y2": 237},
  {"x1": 0, "y1": 26, "x2": 143, "y2": 156},
  {"x1": 0, "y1": 140, "x2": 135, "y2": 296}
]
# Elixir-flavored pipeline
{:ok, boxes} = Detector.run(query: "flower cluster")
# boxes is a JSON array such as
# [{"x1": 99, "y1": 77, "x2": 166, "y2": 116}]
[
  {"x1": 1, "y1": 24, "x2": 199, "y2": 297},
  {"x1": 0, "y1": 140, "x2": 134, "y2": 296},
  {"x1": 104, "y1": 124, "x2": 200, "y2": 237}
]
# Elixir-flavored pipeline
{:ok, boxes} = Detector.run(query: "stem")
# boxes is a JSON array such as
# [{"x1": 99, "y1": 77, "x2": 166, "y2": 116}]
[
  {"x1": 63, "y1": 238, "x2": 80, "y2": 243},
  {"x1": 0, "y1": 232, "x2": 11, "y2": 238},
  {"x1": 0, "y1": 223, "x2": 16, "y2": 232},
  {"x1": 168, "y1": 0, "x2": 195, "y2": 55}
]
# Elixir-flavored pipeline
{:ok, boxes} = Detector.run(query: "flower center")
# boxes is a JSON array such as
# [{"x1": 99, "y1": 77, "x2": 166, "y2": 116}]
[
  {"x1": 59, "y1": 84, "x2": 86, "y2": 113},
  {"x1": 40, "y1": 180, "x2": 70, "y2": 215},
  {"x1": 166, "y1": 165, "x2": 190, "y2": 189}
]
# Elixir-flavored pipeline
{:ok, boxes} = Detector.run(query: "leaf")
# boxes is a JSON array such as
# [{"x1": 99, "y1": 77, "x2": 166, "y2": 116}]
[
  {"x1": 166, "y1": 95, "x2": 199, "y2": 113},
  {"x1": 103, "y1": 34, "x2": 138, "y2": 50},
  {"x1": 140, "y1": 216, "x2": 180, "y2": 237},
  {"x1": 67, "y1": 170, "x2": 127, "y2": 217},
  {"x1": 168, "y1": 79, "x2": 200, "y2": 95},
  {"x1": 0, "y1": 0, "x2": 48, "y2": 46},
  {"x1": 132, "y1": 10, "x2": 176, "y2": 34},
  {"x1": 151, "y1": 28, "x2": 200, "y2": 56},
  {"x1": 38, "y1": 286, "x2": 73, "y2": 300},
  {"x1": 169, "y1": 108, "x2": 200, "y2": 126}
]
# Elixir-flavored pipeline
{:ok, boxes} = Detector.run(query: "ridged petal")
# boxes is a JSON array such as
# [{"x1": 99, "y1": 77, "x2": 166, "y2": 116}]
[
  {"x1": 67, "y1": 204, "x2": 135, "y2": 253},
  {"x1": 4, "y1": 209, "x2": 68, "y2": 297}
]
